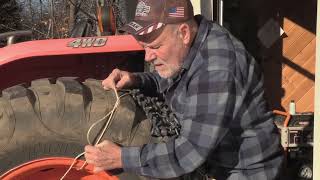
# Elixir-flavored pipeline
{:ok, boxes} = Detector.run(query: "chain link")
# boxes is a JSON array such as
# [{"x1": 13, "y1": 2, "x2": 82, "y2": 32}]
[{"x1": 130, "y1": 89, "x2": 181, "y2": 138}]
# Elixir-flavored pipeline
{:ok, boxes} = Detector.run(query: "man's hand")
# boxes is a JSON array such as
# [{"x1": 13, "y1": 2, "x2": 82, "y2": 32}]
[
  {"x1": 84, "y1": 140, "x2": 122, "y2": 173},
  {"x1": 102, "y1": 68, "x2": 137, "y2": 90}
]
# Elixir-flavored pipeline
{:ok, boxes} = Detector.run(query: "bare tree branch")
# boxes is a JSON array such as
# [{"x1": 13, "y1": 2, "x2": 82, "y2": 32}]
[
  {"x1": 21, "y1": 22, "x2": 46, "y2": 36},
  {"x1": 0, "y1": 24, "x2": 19, "y2": 31},
  {"x1": 67, "y1": 0, "x2": 97, "y2": 21},
  {"x1": 68, "y1": 0, "x2": 76, "y2": 30}
]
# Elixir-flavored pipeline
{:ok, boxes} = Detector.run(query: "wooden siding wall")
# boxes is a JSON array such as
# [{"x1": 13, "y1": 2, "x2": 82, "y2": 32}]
[
  {"x1": 281, "y1": 18, "x2": 316, "y2": 112},
  {"x1": 229, "y1": 0, "x2": 318, "y2": 113}
]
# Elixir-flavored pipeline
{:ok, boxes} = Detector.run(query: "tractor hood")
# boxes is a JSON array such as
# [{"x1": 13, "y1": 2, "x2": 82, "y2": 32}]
[
  {"x1": 0, "y1": 35, "x2": 143, "y2": 63},
  {"x1": 0, "y1": 35, "x2": 145, "y2": 90}
]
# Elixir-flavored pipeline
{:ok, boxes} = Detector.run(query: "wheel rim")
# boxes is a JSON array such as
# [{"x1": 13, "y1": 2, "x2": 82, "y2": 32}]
[{"x1": 0, "y1": 157, "x2": 119, "y2": 180}]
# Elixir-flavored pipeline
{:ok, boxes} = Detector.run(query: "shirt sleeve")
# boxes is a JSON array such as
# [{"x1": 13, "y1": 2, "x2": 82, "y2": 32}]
[{"x1": 121, "y1": 69, "x2": 238, "y2": 178}]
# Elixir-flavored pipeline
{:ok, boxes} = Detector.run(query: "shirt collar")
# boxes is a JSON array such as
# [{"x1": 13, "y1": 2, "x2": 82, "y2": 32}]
[{"x1": 181, "y1": 15, "x2": 210, "y2": 71}]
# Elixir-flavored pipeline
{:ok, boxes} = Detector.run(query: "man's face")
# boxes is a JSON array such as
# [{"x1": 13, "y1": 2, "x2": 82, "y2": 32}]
[{"x1": 139, "y1": 25, "x2": 188, "y2": 78}]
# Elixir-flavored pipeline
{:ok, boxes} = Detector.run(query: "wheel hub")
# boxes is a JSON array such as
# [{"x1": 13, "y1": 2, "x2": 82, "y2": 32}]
[{"x1": 0, "y1": 157, "x2": 118, "y2": 180}]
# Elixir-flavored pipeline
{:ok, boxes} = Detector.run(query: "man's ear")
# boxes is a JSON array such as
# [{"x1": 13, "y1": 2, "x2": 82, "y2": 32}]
[{"x1": 178, "y1": 23, "x2": 191, "y2": 45}]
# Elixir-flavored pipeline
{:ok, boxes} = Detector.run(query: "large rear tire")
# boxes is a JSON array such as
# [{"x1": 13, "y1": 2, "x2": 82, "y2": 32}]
[{"x1": 0, "y1": 77, "x2": 151, "y2": 179}]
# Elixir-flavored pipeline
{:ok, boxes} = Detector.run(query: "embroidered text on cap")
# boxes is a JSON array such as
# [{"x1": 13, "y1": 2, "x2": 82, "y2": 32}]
[
  {"x1": 128, "y1": 22, "x2": 143, "y2": 31},
  {"x1": 135, "y1": 1, "x2": 151, "y2": 17}
]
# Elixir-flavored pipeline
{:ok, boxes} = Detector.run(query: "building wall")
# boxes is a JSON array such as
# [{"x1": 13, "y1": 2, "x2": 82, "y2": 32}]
[
  {"x1": 221, "y1": 0, "x2": 317, "y2": 113},
  {"x1": 261, "y1": 0, "x2": 317, "y2": 112},
  {"x1": 191, "y1": 0, "x2": 201, "y2": 15},
  {"x1": 280, "y1": 18, "x2": 316, "y2": 112},
  {"x1": 313, "y1": 0, "x2": 320, "y2": 177}
]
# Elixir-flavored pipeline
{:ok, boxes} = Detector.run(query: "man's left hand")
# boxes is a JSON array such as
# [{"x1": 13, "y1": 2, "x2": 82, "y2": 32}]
[{"x1": 84, "y1": 140, "x2": 122, "y2": 173}]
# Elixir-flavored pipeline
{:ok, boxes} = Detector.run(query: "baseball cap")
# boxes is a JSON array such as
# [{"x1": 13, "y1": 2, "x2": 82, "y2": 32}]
[{"x1": 120, "y1": 0, "x2": 194, "y2": 36}]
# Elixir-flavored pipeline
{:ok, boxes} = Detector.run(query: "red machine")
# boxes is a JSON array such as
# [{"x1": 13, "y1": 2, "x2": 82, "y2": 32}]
[
  {"x1": 0, "y1": 34, "x2": 144, "y2": 91},
  {"x1": 0, "y1": 0, "x2": 149, "y2": 178},
  {"x1": 0, "y1": 0, "x2": 315, "y2": 179},
  {"x1": 0, "y1": 31, "x2": 147, "y2": 179}
]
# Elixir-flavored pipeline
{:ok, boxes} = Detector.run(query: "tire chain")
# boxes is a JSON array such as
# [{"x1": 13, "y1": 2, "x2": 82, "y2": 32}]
[{"x1": 129, "y1": 89, "x2": 181, "y2": 138}]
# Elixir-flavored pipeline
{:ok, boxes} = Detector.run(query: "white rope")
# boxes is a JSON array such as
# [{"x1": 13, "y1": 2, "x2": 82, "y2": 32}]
[
  {"x1": 60, "y1": 88, "x2": 127, "y2": 180},
  {"x1": 59, "y1": 152, "x2": 85, "y2": 180}
]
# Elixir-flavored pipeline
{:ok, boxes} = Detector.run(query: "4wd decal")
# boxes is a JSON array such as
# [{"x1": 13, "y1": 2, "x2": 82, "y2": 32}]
[{"x1": 68, "y1": 37, "x2": 107, "y2": 48}]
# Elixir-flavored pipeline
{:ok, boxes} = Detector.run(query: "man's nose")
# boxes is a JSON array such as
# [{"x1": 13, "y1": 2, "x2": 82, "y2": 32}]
[{"x1": 144, "y1": 48, "x2": 156, "y2": 62}]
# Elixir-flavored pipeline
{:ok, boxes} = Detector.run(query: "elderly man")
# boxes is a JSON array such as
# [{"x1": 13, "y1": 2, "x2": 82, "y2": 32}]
[{"x1": 84, "y1": 0, "x2": 284, "y2": 179}]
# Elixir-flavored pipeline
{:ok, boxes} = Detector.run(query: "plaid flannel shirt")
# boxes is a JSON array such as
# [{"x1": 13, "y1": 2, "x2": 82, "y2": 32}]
[{"x1": 121, "y1": 16, "x2": 284, "y2": 180}]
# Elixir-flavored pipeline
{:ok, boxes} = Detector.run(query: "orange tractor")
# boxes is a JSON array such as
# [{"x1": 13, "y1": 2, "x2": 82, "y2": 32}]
[
  {"x1": 0, "y1": 1, "x2": 153, "y2": 179},
  {"x1": 0, "y1": 0, "x2": 315, "y2": 179}
]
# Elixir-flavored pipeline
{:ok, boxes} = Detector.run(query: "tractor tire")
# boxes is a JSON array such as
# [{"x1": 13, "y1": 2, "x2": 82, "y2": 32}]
[{"x1": 0, "y1": 77, "x2": 151, "y2": 179}]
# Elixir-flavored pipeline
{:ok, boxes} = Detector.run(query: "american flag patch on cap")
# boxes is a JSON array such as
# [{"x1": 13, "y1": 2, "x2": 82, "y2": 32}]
[{"x1": 168, "y1": 7, "x2": 184, "y2": 17}]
